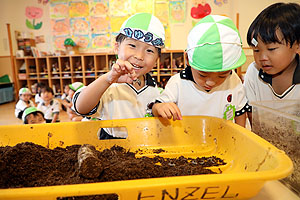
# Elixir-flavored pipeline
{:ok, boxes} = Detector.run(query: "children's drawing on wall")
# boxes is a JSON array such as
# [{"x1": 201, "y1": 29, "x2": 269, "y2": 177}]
[
  {"x1": 70, "y1": 18, "x2": 90, "y2": 35},
  {"x1": 110, "y1": 16, "x2": 128, "y2": 33},
  {"x1": 74, "y1": 35, "x2": 90, "y2": 51},
  {"x1": 54, "y1": 36, "x2": 68, "y2": 50},
  {"x1": 38, "y1": 0, "x2": 49, "y2": 5},
  {"x1": 109, "y1": 0, "x2": 130, "y2": 17},
  {"x1": 92, "y1": 34, "x2": 111, "y2": 48},
  {"x1": 155, "y1": 1, "x2": 170, "y2": 48},
  {"x1": 90, "y1": 16, "x2": 110, "y2": 34},
  {"x1": 190, "y1": 0, "x2": 211, "y2": 19},
  {"x1": 214, "y1": 0, "x2": 228, "y2": 7},
  {"x1": 169, "y1": 0, "x2": 186, "y2": 23},
  {"x1": 26, "y1": 6, "x2": 43, "y2": 30},
  {"x1": 90, "y1": 1, "x2": 109, "y2": 16},
  {"x1": 51, "y1": 18, "x2": 70, "y2": 36},
  {"x1": 69, "y1": 1, "x2": 89, "y2": 18},
  {"x1": 50, "y1": 3, "x2": 69, "y2": 18},
  {"x1": 131, "y1": 0, "x2": 153, "y2": 13}
]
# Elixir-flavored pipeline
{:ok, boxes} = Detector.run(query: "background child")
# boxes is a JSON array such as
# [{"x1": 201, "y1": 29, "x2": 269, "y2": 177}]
[
  {"x1": 151, "y1": 15, "x2": 248, "y2": 127},
  {"x1": 37, "y1": 86, "x2": 60, "y2": 123},
  {"x1": 60, "y1": 84, "x2": 70, "y2": 111},
  {"x1": 34, "y1": 82, "x2": 46, "y2": 105},
  {"x1": 244, "y1": 3, "x2": 300, "y2": 125},
  {"x1": 72, "y1": 13, "x2": 165, "y2": 139},
  {"x1": 15, "y1": 88, "x2": 35, "y2": 120},
  {"x1": 22, "y1": 107, "x2": 45, "y2": 124},
  {"x1": 63, "y1": 82, "x2": 84, "y2": 121}
]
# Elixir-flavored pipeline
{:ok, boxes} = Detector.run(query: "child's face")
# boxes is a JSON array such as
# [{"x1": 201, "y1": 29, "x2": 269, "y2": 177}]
[
  {"x1": 64, "y1": 85, "x2": 70, "y2": 94},
  {"x1": 26, "y1": 113, "x2": 45, "y2": 124},
  {"x1": 41, "y1": 91, "x2": 53, "y2": 102},
  {"x1": 20, "y1": 94, "x2": 31, "y2": 102},
  {"x1": 251, "y1": 32, "x2": 300, "y2": 75},
  {"x1": 115, "y1": 38, "x2": 159, "y2": 78},
  {"x1": 191, "y1": 68, "x2": 231, "y2": 90}
]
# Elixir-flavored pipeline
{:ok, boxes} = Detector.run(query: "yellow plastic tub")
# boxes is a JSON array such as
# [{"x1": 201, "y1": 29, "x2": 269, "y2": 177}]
[{"x1": 0, "y1": 116, "x2": 293, "y2": 200}]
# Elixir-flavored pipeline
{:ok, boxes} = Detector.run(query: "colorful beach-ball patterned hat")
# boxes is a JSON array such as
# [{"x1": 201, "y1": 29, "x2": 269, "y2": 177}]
[
  {"x1": 186, "y1": 15, "x2": 246, "y2": 72},
  {"x1": 19, "y1": 87, "x2": 32, "y2": 95},
  {"x1": 119, "y1": 13, "x2": 165, "y2": 48},
  {"x1": 69, "y1": 82, "x2": 84, "y2": 92}
]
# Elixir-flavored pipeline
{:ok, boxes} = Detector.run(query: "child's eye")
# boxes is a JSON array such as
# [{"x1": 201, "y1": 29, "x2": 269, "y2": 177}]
[
  {"x1": 128, "y1": 44, "x2": 136, "y2": 48},
  {"x1": 218, "y1": 76, "x2": 227, "y2": 78},
  {"x1": 199, "y1": 74, "x2": 207, "y2": 77},
  {"x1": 147, "y1": 49, "x2": 154, "y2": 53},
  {"x1": 253, "y1": 49, "x2": 259, "y2": 53},
  {"x1": 268, "y1": 47, "x2": 277, "y2": 51}
]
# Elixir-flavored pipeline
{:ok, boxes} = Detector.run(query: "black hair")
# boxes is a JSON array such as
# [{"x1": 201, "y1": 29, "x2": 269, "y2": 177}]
[
  {"x1": 24, "y1": 111, "x2": 44, "y2": 124},
  {"x1": 115, "y1": 33, "x2": 162, "y2": 56},
  {"x1": 247, "y1": 3, "x2": 300, "y2": 47},
  {"x1": 40, "y1": 86, "x2": 54, "y2": 95}
]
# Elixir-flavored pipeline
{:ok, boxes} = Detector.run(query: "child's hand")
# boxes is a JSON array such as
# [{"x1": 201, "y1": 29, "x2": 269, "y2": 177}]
[
  {"x1": 152, "y1": 102, "x2": 182, "y2": 121},
  {"x1": 106, "y1": 59, "x2": 138, "y2": 84}
]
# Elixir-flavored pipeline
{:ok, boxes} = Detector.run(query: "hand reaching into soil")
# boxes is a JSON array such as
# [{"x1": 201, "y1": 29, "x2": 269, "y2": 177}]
[{"x1": 152, "y1": 102, "x2": 183, "y2": 121}]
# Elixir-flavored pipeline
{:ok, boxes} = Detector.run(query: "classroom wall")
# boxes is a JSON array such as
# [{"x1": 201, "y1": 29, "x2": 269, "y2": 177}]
[{"x1": 1, "y1": 0, "x2": 299, "y2": 78}]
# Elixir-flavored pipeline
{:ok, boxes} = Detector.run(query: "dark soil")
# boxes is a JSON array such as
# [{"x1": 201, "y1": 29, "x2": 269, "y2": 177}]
[{"x1": 0, "y1": 142, "x2": 226, "y2": 200}]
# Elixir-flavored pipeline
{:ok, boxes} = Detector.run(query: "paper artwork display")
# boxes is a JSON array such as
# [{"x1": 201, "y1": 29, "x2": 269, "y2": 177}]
[
  {"x1": 53, "y1": 36, "x2": 69, "y2": 50},
  {"x1": 131, "y1": 0, "x2": 153, "y2": 13},
  {"x1": 70, "y1": 18, "x2": 90, "y2": 35},
  {"x1": 90, "y1": 1, "x2": 109, "y2": 16},
  {"x1": 51, "y1": 18, "x2": 70, "y2": 36},
  {"x1": 90, "y1": 16, "x2": 110, "y2": 34},
  {"x1": 214, "y1": 0, "x2": 228, "y2": 7},
  {"x1": 109, "y1": 0, "x2": 130, "y2": 16},
  {"x1": 73, "y1": 35, "x2": 91, "y2": 50},
  {"x1": 50, "y1": 3, "x2": 69, "y2": 18},
  {"x1": 169, "y1": 1, "x2": 186, "y2": 23},
  {"x1": 92, "y1": 34, "x2": 111, "y2": 48},
  {"x1": 69, "y1": 1, "x2": 89, "y2": 17},
  {"x1": 26, "y1": 6, "x2": 43, "y2": 30}
]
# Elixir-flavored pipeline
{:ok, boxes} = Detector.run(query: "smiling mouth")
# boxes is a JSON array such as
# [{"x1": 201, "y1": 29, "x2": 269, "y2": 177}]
[{"x1": 132, "y1": 63, "x2": 142, "y2": 69}]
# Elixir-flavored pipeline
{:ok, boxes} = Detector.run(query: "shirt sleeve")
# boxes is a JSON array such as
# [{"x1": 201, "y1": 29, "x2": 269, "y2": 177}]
[
  {"x1": 155, "y1": 75, "x2": 179, "y2": 104},
  {"x1": 243, "y1": 62, "x2": 259, "y2": 107}
]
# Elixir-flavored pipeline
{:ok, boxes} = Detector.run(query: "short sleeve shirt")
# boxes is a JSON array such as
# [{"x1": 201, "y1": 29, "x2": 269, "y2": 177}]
[
  {"x1": 72, "y1": 73, "x2": 160, "y2": 138},
  {"x1": 15, "y1": 100, "x2": 35, "y2": 118},
  {"x1": 155, "y1": 66, "x2": 248, "y2": 120},
  {"x1": 244, "y1": 56, "x2": 300, "y2": 110},
  {"x1": 37, "y1": 99, "x2": 60, "y2": 120}
]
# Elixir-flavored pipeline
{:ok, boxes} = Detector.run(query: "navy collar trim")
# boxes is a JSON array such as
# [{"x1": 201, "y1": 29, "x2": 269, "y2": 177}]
[
  {"x1": 259, "y1": 54, "x2": 300, "y2": 85},
  {"x1": 126, "y1": 73, "x2": 156, "y2": 95},
  {"x1": 42, "y1": 100, "x2": 53, "y2": 106}
]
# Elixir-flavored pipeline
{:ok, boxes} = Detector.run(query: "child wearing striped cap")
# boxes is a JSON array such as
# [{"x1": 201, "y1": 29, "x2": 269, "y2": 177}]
[
  {"x1": 72, "y1": 13, "x2": 165, "y2": 138},
  {"x1": 15, "y1": 87, "x2": 35, "y2": 120},
  {"x1": 152, "y1": 15, "x2": 249, "y2": 127}
]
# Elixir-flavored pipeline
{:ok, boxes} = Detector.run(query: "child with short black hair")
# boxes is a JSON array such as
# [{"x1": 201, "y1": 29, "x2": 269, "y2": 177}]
[
  {"x1": 72, "y1": 13, "x2": 165, "y2": 139},
  {"x1": 37, "y1": 86, "x2": 60, "y2": 123},
  {"x1": 22, "y1": 107, "x2": 45, "y2": 124},
  {"x1": 151, "y1": 15, "x2": 248, "y2": 127},
  {"x1": 244, "y1": 2, "x2": 300, "y2": 125},
  {"x1": 15, "y1": 88, "x2": 35, "y2": 120}
]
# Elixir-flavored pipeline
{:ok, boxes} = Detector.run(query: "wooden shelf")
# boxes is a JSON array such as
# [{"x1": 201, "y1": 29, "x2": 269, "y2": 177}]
[{"x1": 14, "y1": 50, "x2": 186, "y2": 94}]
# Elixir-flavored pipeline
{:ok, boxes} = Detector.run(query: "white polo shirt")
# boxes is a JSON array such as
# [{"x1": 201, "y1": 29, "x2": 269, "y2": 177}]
[
  {"x1": 244, "y1": 55, "x2": 300, "y2": 111},
  {"x1": 15, "y1": 99, "x2": 35, "y2": 118},
  {"x1": 37, "y1": 99, "x2": 60, "y2": 121},
  {"x1": 73, "y1": 73, "x2": 160, "y2": 138},
  {"x1": 154, "y1": 66, "x2": 248, "y2": 120}
]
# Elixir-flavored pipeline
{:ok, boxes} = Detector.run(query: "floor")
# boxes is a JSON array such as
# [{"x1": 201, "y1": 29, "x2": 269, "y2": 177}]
[{"x1": 0, "y1": 101, "x2": 71, "y2": 125}]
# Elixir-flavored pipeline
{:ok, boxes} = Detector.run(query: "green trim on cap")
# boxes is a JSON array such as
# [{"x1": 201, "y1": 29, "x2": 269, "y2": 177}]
[
  {"x1": 124, "y1": 13, "x2": 152, "y2": 32},
  {"x1": 22, "y1": 107, "x2": 44, "y2": 122}
]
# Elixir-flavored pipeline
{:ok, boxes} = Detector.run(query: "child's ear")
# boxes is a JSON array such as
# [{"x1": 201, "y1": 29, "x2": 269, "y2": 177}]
[
  {"x1": 185, "y1": 52, "x2": 190, "y2": 65},
  {"x1": 113, "y1": 42, "x2": 120, "y2": 54}
]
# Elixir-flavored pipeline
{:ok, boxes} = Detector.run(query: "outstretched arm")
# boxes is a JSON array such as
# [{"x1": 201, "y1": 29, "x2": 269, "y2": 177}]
[
  {"x1": 75, "y1": 59, "x2": 137, "y2": 114},
  {"x1": 152, "y1": 102, "x2": 182, "y2": 121}
]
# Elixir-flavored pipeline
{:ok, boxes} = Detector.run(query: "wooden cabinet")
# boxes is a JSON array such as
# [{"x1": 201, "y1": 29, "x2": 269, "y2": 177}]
[{"x1": 14, "y1": 50, "x2": 186, "y2": 95}]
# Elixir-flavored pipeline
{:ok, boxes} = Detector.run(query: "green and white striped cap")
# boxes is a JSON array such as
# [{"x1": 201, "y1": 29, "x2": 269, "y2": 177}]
[
  {"x1": 22, "y1": 107, "x2": 44, "y2": 122},
  {"x1": 186, "y1": 15, "x2": 246, "y2": 72},
  {"x1": 69, "y1": 82, "x2": 84, "y2": 92},
  {"x1": 120, "y1": 13, "x2": 165, "y2": 48},
  {"x1": 19, "y1": 87, "x2": 31, "y2": 95}
]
